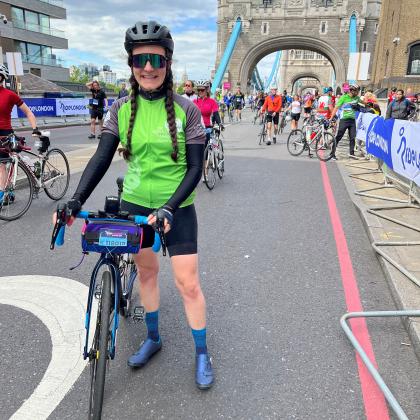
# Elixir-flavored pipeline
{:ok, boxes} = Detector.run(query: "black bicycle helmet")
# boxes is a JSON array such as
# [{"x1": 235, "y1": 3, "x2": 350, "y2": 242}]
[{"x1": 124, "y1": 21, "x2": 174, "y2": 55}]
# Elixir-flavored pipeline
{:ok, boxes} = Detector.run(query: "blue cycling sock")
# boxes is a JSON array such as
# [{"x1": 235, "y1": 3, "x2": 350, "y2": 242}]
[
  {"x1": 192, "y1": 328, "x2": 207, "y2": 355},
  {"x1": 145, "y1": 310, "x2": 160, "y2": 342},
  {"x1": 0, "y1": 191, "x2": 3, "y2": 201}
]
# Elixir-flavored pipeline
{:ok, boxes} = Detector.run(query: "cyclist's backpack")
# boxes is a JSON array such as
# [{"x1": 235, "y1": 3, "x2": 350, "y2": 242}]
[{"x1": 81, "y1": 219, "x2": 143, "y2": 254}]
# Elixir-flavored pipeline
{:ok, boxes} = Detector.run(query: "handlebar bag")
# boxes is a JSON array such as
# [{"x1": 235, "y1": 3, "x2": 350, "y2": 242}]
[{"x1": 81, "y1": 219, "x2": 143, "y2": 254}]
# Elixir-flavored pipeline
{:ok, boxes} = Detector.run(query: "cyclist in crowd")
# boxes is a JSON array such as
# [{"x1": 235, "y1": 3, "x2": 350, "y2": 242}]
[
  {"x1": 281, "y1": 90, "x2": 292, "y2": 107},
  {"x1": 286, "y1": 94, "x2": 302, "y2": 131},
  {"x1": 260, "y1": 86, "x2": 282, "y2": 145},
  {"x1": 328, "y1": 83, "x2": 361, "y2": 160},
  {"x1": 0, "y1": 64, "x2": 41, "y2": 206},
  {"x1": 317, "y1": 87, "x2": 334, "y2": 119},
  {"x1": 363, "y1": 91, "x2": 381, "y2": 115},
  {"x1": 405, "y1": 87, "x2": 416, "y2": 102},
  {"x1": 86, "y1": 80, "x2": 108, "y2": 140},
  {"x1": 232, "y1": 87, "x2": 245, "y2": 122},
  {"x1": 385, "y1": 89, "x2": 416, "y2": 120},
  {"x1": 117, "y1": 82, "x2": 129, "y2": 99},
  {"x1": 303, "y1": 92, "x2": 314, "y2": 118},
  {"x1": 58, "y1": 21, "x2": 214, "y2": 389},
  {"x1": 182, "y1": 80, "x2": 197, "y2": 102},
  {"x1": 193, "y1": 80, "x2": 222, "y2": 179}
]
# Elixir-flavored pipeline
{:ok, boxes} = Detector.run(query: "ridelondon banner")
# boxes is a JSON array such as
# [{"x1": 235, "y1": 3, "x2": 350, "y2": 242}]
[{"x1": 356, "y1": 113, "x2": 420, "y2": 186}]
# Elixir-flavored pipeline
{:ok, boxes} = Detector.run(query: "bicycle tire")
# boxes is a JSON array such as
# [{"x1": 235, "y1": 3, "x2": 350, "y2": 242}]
[
  {"x1": 0, "y1": 160, "x2": 34, "y2": 221},
  {"x1": 203, "y1": 145, "x2": 216, "y2": 190},
  {"x1": 89, "y1": 270, "x2": 112, "y2": 420},
  {"x1": 258, "y1": 121, "x2": 266, "y2": 145},
  {"x1": 121, "y1": 255, "x2": 137, "y2": 318},
  {"x1": 287, "y1": 129, "x2": 305, "y2": 156},
  {"x1": 43, "y1": 148, "x2": 70, "y2": 200},
  {"x1": 315, "y1": 132, "x2": 336, "y2": 162},
  {"x1": 217, "y1": 139, "x2": 224, "y2": 179}
]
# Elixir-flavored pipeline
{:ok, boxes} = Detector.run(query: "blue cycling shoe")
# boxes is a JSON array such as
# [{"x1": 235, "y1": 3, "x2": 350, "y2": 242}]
[
  {"x1": 195, "y1": 353, "x2": 214, "y2": 390},
  {"x1": 127, "y1": 338, "x2": 162, "y2": 368}
]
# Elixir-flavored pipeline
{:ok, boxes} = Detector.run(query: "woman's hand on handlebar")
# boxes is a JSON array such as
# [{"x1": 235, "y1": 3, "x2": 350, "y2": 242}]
[
  {"x1": 52, "y1": 199, "x2": 81, "y2": 227},
  {"x1": 148, "y1": 205, "x2": 173, "y2": 234}
]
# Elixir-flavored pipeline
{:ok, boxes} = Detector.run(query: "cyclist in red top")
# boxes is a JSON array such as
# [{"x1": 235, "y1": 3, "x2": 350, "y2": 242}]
[
  {"x1": 260, "y1": 86, "x2": 282, "y2": 145},
  {"x1": 0, "y1": 64, "x2": 41, "y2": 205}
]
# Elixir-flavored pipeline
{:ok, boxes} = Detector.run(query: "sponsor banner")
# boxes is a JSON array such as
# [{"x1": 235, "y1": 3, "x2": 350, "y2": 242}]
[
  {"x1": 16, "y1": 98, "x2": 57, "y2": 118},
  {"x1": 56, "y1": 98, "x2": 90, "y2": 116},
  {"x1": 356, "y1": 112, "x2": 378, "y2": 143},
  {"x1": 366, "y1": 116, "x2": 394, "y2": 169},
  {"x1": 391, "y1": 120, "x2": 420, "y2": 186}
]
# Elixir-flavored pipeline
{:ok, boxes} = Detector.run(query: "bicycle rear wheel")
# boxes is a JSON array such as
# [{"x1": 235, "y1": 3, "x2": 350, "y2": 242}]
[
  {"x1": 287, "y1": 129, "x2": 305, "y2": 156},
  {"x1": 316, "y1": 132, "x2": 336, "y2": 161},
  {"x1": 89, "y1": 270, "x2": 112, "y2": 420},
  {"x1": 43, "y1": 148, "x2": 70, "y2": 200},
  {"x1": 0, "y1": 160, "x2": 33, "y2": 221},
  {"x1": 203, "y1": 146, "x2": 216, "y2": 190},
  {"x1": 258, "y1": 123, "x2": 266, "y2": 145},
  {"x1": 217, "y1": 139, "x2": 224, "y2": 179}
]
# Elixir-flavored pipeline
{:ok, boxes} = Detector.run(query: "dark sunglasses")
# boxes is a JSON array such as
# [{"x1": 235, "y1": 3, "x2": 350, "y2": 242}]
[
  {"x1": 197, "y1": 88, "x2": 206, "y2": 92},
  {"x1": 132, "y1": 53, "x2": 167, "y2": 69}
]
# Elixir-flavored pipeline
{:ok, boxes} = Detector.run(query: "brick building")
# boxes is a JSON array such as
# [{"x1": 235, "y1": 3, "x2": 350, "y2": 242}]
[{"x1": 371, "y1": 0, "x2": 420, "y2": 92}]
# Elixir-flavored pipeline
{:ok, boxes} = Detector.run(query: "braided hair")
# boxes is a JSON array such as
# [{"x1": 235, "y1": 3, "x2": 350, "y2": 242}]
[{"x1": 119, "y1": 53, "x2": 178, "y2": 162}]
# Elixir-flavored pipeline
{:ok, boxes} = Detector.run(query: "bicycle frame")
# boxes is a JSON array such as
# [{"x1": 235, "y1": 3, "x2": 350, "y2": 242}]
[{"x1": 84, "y1": 254, "x2": 122, "y2": 361}]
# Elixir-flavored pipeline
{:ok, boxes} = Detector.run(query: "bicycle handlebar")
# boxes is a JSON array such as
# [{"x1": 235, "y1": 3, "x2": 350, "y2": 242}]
[{"x1": 53, "y1": 210, "x2": 161, "y2": 253}]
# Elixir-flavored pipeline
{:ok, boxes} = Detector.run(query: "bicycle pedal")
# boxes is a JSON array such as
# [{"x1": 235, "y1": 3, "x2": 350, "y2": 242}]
[
  {"x1": 94, "y1": 284, "x2": 102, "y2": 299},
  {"x1": 132, "y1": 305, "x2": 145, "y2": 323}
]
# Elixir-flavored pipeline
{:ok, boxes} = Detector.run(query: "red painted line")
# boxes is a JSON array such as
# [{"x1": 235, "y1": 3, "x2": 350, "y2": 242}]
[{"x1": 319, "y1": 161, "x2": 390, "y2": 420}]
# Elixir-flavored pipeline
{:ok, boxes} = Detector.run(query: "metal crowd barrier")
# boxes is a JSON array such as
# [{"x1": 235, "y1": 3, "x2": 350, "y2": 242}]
[{"x1": 339, "y1": 134, "x2": 420, "y2": 420}]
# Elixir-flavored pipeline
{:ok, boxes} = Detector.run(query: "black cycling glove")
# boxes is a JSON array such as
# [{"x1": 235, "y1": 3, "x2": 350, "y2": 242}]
[
  {"x1": 152, "y1": 205, "x2": 174, "y2": 228},
  {"x1": 66, "y1": 198, "x2": 82, "y2": 217},
  {"x1": 32, "y1": 127, "x2": 42, "y2": 136}
]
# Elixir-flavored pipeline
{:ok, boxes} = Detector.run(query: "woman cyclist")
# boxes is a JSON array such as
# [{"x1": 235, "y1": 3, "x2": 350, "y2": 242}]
[{"x1": 57, "y1": 21, "x2": 214, "y2": 389}]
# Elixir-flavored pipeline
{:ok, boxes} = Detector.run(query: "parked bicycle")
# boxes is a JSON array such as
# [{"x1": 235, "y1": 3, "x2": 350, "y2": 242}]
[
  {"x1": 51, "y1": 178, "x2": 163, "y2": 420},
  {"x1": 203, "y1": 126, "x2": 224, "y2": 190},
  {"x1": 287, "y1": 116, "x2": 336, "y2": 161},
  {"x1": 0, "y1": 132, "x2": 70, "y2": 221}
]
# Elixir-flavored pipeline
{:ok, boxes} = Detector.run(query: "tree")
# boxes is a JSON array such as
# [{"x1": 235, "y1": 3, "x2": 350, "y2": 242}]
[{"x1": 69, "y1": 66, "x2": 88, "y2": 84}]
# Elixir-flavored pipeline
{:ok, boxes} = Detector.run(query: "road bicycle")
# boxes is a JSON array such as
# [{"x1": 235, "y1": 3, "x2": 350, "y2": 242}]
[
  {"x1": 51, "y1": 178, "x2": 163, "y2": 420},
  {"x1": 258, "y1": 113, "x2": 268, "y2": 145},
  {"x1": 287, "y1": 116, "x2": 336, "y2": 161},
  {"x1": 279, "y1": 110, "x2": 290, "y2": 134},
  {"x1": 203, "y1": 126, "x2": 224, "y2": 190},
  {"x1": 0, "y1": 132, "x2": 70, "y2": 221}
]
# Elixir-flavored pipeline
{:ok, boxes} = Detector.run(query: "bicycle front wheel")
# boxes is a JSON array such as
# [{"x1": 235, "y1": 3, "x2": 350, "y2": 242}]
[
  {"x1": 287, "y1": 129, "x2": 305, "y2": 156},
  {"x1": 258, "y1": 124, "x2": 266, "y2": 145},
  {"x1": 0, "y1": 160, "x2": 33, "y2": 221},
  {"x1": 203, "y1": 146, "x2": 216, "y2": 190},
  {"x1": 217, "y1": 139, "x2": 224, "y2": 179},
  {"x1": 316, "y1": 132, "x2": 336, "y2": 161},
  {"x1": 43, "y1": 148, "x2": 70, "y2": 200},
  {"x1": 89, "y1": 270, "x2": 112, "y2": 420}
]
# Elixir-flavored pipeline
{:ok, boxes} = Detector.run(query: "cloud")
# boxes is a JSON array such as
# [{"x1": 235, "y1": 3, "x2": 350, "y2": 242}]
[{"x1": 55, "y1": 0, "x2": 218, "y2": 80}]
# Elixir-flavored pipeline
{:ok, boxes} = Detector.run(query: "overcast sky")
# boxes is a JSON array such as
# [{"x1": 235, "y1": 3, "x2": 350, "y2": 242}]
[{"x1": 57, "y1": 0, "x2": 276, "y2": 83}]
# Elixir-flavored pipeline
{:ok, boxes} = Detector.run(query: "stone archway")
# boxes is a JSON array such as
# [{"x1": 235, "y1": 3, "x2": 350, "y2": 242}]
[{"x1": 239, "y1": 35, "x2": 346, "y2": 92}]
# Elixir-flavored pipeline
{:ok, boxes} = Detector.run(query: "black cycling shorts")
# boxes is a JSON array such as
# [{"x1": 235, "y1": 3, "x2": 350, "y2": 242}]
[
  {"x1": 120, "y1": 201, "x2": 198, "y2": 256},
  {"x1": 265, "y1": 113, "x2": 279, "y2": 125},
  {"x1": 291, "y1": 113, "x2": 301, "y2": 121},
  {"x1": 90, "y1": 108, "x2": 104, "y2": 120},
  {"x1": 234, "y1": 103, "x2": 243, "y2": 110},
  {"x1": 0, "y1": 129, "x2": 13, "y2": 159},
  {"x1": 303, "y1": 107, "x2": 312, "y2": 114}
]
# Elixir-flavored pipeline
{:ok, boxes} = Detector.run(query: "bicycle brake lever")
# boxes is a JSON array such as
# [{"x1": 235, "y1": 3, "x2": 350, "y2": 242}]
[
  {"x1": 156, "y1": 221, "x2": 167, "y2": 257},
  {"x1": 50, "y1": 204, "x2": 68, "y2": 250}
]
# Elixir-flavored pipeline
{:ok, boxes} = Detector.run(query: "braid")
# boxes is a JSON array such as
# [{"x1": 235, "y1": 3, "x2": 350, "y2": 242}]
[
  {"x1": 164, "y1": 70, "x2": 178, "y2": 162},
  {"x1": 118, "y1": 74, "x2": 139, "y2": 160}
]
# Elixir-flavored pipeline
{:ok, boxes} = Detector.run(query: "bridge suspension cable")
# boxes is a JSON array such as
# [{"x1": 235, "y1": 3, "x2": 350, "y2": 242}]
[
  {"x1": 264, "y1": 51, "x2": 281, "y2": 91},
  {"x1": 211, "y1": 18, "x2": 242, "y2": 96},
  {"x1": 348, "y1": 13, "x2": 357, "y2": 84}
]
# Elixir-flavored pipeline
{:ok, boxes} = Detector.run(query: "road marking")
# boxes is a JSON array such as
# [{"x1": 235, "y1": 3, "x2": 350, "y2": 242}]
[
  {"x1": 320, "y1": 162, "x2": 390, "y2": 419},
  {"x1": 0, "y1": 275, "x2": 96, "y2": 420}
]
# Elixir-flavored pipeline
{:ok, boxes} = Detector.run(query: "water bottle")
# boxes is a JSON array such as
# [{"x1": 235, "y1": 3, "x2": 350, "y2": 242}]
[{"x1": 34, "y1": 161, "x2": 41, "y2": 178}]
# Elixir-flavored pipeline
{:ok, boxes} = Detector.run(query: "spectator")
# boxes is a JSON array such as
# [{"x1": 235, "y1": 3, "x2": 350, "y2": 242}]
[
  {"x1": 86, "y1": 80, "x2": 108, "y2": 140},
  {"x1": 387, "y1": 86, "x2": 397, "y2": 105},
  {"x1": 117, "y1": 82, "x2": 129, "y2": 99},
  {"x1": 405, "y1": 87, "x2": 416, "y2": 102},
  {"x1": 363, "y1": 91, "x2": 381, "y2": 115},
  {"x1": 386, "y1": 89, "x2": 416, "y2": 120}
]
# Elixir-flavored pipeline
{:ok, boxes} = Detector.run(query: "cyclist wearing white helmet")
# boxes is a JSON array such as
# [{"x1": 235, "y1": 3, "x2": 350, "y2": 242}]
[
  {"x1": 0, "y1": 64, "x2": 41, "y2": 205},
  {"x1": 329, "y1": 83, "x2": 361, "y2": 160}
]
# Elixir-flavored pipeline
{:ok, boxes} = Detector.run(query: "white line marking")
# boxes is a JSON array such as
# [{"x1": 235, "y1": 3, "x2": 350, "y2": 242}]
[{"x1": 0, "y1": 276, "x2": 96, "y2": 420}]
